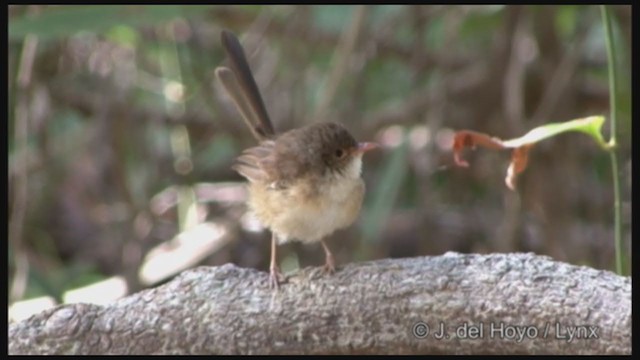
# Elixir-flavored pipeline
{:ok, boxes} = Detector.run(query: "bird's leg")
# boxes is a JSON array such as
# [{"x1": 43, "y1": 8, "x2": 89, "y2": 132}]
[
  {"x1": 320, "y1": 239, "x2": 336, "y2": 274},
  {"x1": 269, "y1": 233, "x2": 284, "y2": 289}
]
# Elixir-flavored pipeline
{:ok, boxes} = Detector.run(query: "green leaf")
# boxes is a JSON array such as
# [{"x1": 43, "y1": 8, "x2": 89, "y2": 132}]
[{"x1": 501, "y1": 116, "x2": 609, "y2": 149}]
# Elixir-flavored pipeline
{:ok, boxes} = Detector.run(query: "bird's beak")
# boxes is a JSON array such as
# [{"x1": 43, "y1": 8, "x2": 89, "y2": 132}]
[{"x1": 356, "y1": 142, "x2": 379, "y2": 154}]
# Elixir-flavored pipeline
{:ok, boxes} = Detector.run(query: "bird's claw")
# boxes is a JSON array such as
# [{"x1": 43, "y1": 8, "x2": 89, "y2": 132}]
[
  {"x1": 323, "y1": 254, "x2": 336, "y2": 275},
  {"x1": 269, "y1": 266, "x2": 285, "y2": 290}
]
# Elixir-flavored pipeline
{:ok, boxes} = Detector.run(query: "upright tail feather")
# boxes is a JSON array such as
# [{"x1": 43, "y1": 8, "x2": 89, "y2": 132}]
[{"x1": 216, "y1": 30, "x2": 276, "y2": 141}]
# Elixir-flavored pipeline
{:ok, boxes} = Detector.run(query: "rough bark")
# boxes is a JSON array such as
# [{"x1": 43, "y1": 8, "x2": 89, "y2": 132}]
[{"x1": 8, "y1": 252, "x2": 631, "y2": 355}]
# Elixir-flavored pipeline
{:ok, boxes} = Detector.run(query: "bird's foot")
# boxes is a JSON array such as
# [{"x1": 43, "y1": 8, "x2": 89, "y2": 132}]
[
  {"x1": 269, "y1": 265, "x2": 285, "y2": 290},
  {"x1": 323, "y1": 254, "x2": 336, "y2": 275}
]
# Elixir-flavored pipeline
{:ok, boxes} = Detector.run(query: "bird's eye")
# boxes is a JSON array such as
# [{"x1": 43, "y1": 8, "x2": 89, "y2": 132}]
[{"x1": 335, "y1": 149, "x2": 345, "y2": 158}]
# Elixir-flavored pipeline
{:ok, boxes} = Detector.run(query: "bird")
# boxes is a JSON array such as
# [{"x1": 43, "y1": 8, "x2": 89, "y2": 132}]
[{"x1": 215, "y1": 29, "x2": 377, "y2": 289}]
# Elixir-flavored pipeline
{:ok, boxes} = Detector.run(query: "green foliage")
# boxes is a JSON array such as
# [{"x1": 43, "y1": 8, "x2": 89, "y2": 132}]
[
  {"x1": 555, "y1": 5, "x2": 579, "y2": 38},
  {"x1": 360, "y1": 134, "x2": 409, "y2": 248},
  {"x1": 9, "y1": 5, "x2": 210, "y2": 40},
  {"x1": 105, "y1": 25, "x2": 140, "y2": 48},
  {"x1": 312, "y1": 5, "x2": 355, "y2": 33},
  {"x1": 193, "y1": 134, "x2": 238, "y2": 171},
  {"x1": 458, "y1": 6, "x2": 504, "y2": 48},
  {"x1": 369, "y1": 5, "x2": 405, "y2": 25},
  {"x1": 364, "y1": 58, "x2": 414, "y2": 109}
]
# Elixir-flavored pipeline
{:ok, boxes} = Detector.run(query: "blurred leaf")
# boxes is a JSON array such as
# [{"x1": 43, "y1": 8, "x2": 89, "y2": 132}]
[
  {"x1": 458, "y1": 6, "x2": 503, "y2": 48},
  {"x1": 364, "y1": 58, "x2": 414, "y2": 109},
  {"x1": 312, "y1": 5, "x2": 355, "y2": 33},
  {"x1": 281, "y1": 253, "x2": 300, "y2": 273},
  {"x1": 584, "y1": 20, "x2": 607, "y2": 62},
  {"x1": 105, "y1": 24, "x2": 139, "y2": 48},
  {"x1": 49, "y1": 109, "x2": 84, "y2": 137},
  {"x1": 145, "y1": 123, "x2": 172, "y2": 159},
  {"x1": 64, "y1": 262, "x2": 105, "y2": 290},
  {"x1": 48, "y1": 110, "x2": 86, "y2": 161},
  {"x1": 369, "y1": 5, "x2": 404, "y2": 25},
  {"x1": 424, "y1": 16, "x2": 445, "y2": 50},
  {"x1": 26, "y1": 268, "x2": 63, "y2": 302},
  {"x1": 555, "y1": 5, "x2": 579, "y2": 39},
  {"x1": 26, "y1": 261, "x2": 101, "y2": 302},
  {"x1": 9, "y1": 5, "x2": 211, "y2": 40},
  {"x1": 193, "y1": 134, "x2": 238, "y2": 170}
]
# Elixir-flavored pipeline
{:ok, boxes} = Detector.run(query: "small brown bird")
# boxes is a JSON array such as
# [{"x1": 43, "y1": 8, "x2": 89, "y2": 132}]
[{"x1": 215, "y1": 30, "x2": 377, "y2": 289}]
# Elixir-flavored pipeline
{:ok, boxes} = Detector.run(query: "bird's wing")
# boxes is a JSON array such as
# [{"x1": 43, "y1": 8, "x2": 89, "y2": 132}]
[{"x1": 232, "y1": 140, "x2": 279, "y2": 184}]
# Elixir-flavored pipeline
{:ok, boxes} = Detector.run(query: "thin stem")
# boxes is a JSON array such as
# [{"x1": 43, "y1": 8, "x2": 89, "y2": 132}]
[
  {"x1": 608, "y1": 151, "x2": 623, "y2": 274},
  {"x1": 601, "y1": 6, "x2": 618, "y2": 147},
  {"x1": 600, "y1": 5, "x2": 624, "y2": 275}
]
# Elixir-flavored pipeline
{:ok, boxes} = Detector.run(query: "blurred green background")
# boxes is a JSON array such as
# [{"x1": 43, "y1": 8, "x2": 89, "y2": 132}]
[{"x1": 8, "y1": 5, "x2": 631, "y2": 309}]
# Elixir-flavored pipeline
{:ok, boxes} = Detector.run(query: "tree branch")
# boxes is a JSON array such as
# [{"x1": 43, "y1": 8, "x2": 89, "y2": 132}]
[{"x1": 8, "y1": 252, "x2": 630, "y2": 355}]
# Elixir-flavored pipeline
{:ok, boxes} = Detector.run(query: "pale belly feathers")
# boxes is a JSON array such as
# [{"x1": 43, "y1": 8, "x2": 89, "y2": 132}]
[{"x1": 247, "y1": 156, "x2": 365, "y2": 244}]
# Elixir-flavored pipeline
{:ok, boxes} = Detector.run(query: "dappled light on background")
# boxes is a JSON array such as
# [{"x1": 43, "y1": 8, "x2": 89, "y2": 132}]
[
  {"x1": 163, "y1": 80, "x2": 185, "y2": 104},
  {"x1": 63, "y1": 276, "x2": 128, "y2": 305},
  {"x1": 240, "y1": 211, "x2": 266, "y2": 233},
  {"x1": 139, "y1": 222, "x2": 230, "y2": 286},
  {"x1": 378, "y1": 125, "x2": 405, "y2": 148},
  {"x1": 9, "y1": 276, "x2": 129, "y2": 322},
  {"x1": 9, "y1": 297, "x2": 57, "y2": 323},
  {"x1": 408, "y1": 125, "x2": 431, "y2": 150},
  {"x1": 436, "y1": 128, "x2": 456, "y2": 153},
  {"x1": 150, "y1": 183, "x2": 248, "y2": 216}
]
